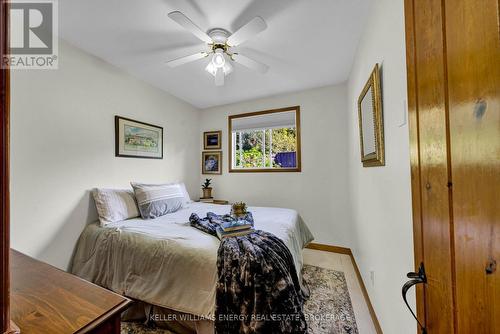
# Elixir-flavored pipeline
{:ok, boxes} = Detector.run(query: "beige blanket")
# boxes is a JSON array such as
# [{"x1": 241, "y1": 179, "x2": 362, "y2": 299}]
[{"x1": 70, "y1": 202, "x2": 314, "y2": 318}]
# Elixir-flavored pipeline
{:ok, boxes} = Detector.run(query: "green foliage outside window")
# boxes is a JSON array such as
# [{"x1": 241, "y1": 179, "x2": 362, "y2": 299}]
[
  {"x1": 235, "y1": 128, "x2": 296, "y2": 168},
  {"x1": 272, "y1": 128, "x2": 296, "y2": 152}
]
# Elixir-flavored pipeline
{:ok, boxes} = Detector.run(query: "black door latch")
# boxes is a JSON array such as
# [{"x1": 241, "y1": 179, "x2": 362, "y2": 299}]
[{"x1": 402, "y1": 262, "x2": 427, "y2": 334}]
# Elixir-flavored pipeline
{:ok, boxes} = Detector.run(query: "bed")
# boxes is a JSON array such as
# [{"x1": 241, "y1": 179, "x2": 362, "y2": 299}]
[{"x1": 70, "y1": 202, "x2": 314, "y2": 330}]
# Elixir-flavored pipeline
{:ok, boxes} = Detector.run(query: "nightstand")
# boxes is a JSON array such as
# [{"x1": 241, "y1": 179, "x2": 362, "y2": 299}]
[{"x1": 197, "y1": 199, "x2": 229, "y2": 205}]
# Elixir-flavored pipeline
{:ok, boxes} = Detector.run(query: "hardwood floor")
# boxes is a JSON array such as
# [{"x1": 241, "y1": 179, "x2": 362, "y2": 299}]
[{"x1": 303, "y1": 248, "x2": 378, "y2": 334}]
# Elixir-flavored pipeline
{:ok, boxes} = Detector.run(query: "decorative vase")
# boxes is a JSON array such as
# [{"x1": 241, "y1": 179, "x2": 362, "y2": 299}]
[{"x1": 202, "y1": 187, "x2": 212, "y2": 198}]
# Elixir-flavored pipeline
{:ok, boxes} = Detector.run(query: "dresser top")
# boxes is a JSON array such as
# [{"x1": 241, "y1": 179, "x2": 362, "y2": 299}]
[{"x1": 10, "y1": 250, "x2": 131, "y2": 334}]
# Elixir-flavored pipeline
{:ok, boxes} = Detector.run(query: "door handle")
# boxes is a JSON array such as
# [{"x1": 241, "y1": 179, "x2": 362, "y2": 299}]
[{"x1": 402, "y1": 262, "x2": 427, "y2": 334}]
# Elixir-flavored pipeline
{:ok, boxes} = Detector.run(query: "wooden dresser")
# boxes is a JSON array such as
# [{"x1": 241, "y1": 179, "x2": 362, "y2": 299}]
[{"x1": 10, "y1": 250, "x2": 131, "y2": 334}]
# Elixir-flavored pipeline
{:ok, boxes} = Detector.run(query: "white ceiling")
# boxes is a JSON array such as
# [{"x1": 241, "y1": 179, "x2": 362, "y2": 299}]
[{"x1": 60, "y1": 0, "x2": 372, "y2": 108}]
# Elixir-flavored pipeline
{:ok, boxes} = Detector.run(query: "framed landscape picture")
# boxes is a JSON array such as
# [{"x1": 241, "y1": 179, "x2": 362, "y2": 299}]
[
  {"x1": 203, "y1": 130, "x2": 222, "y2": 149},
  {"x1": 115, "y1": 116, "x2": 163, "y2": 159},
  {"x1": 202, "y1": 151, "x2": 222, "y2": 174}
]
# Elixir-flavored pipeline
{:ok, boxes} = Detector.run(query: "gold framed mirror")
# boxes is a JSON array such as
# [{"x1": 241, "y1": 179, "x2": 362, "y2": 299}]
[{"x1": 357, "y1": 64, "x2": 384, "y2": 167}]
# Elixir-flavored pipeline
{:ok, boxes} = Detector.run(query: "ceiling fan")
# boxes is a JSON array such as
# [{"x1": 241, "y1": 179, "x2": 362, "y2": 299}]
[{"x1": 166, "y1": 11, "x2": 269, "y2": 86}]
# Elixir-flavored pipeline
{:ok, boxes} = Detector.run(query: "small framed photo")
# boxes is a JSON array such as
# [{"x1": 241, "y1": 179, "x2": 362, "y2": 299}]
[
  {"x1": 202, "y1": 151, "x2": 222, "y2": 174},
  {"x1": 204, "y1": 130, "x2": 222, "y2": 150},
  {"x1": 115, "y1": 116, "x2": 163, "y2": 159}
]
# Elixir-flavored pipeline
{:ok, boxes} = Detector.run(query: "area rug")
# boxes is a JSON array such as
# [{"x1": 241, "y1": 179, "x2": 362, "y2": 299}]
[
  {"x1": 302, "y1": 265, "x2": 358, "y2": 334},
  {"x1": 121, "y1": 264, "x2": 358, "y2": 334}
]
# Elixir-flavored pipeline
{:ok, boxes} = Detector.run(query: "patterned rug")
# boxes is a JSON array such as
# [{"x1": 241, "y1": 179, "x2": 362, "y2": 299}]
[{"x1": 121, "y1": 264, "x2": 358, "y2": 334}]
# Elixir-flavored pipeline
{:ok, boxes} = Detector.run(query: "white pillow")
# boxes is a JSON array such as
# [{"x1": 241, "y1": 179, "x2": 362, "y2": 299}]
[
  {"x1": 167, "y1": 181, "x2": 192, "y2": 204},
  {"x1": 92, "y1": 188, "x2": 140, "y2": 225}
]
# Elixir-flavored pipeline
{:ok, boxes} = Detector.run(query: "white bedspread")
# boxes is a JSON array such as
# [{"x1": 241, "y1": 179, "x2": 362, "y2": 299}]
[{"x1": 70, "y1": 202, "x2": 314, "y2": 318}]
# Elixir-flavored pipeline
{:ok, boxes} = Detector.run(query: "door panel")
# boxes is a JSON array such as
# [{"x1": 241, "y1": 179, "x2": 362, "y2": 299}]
[
  {"x1": 404, "y1": 0, "x2": 426, "y2": 327},
  {"x1": 0, "y1": 1, "x2": 9, "y2": 332},
  {"x1": 406, "y1": 0, "x2": 499, "y2": 333},
  {"x1": 413, "y1": 0, "x2": 455, "y2": 332},
  {"x1": 445, "y1": 0, "x2": 500, "y2": 332}
]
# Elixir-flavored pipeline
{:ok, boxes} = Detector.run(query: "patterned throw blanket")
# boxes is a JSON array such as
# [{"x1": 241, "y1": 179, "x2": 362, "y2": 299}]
[{"x1": 189, "y1": 212, "x2": 308, "y2": 334}]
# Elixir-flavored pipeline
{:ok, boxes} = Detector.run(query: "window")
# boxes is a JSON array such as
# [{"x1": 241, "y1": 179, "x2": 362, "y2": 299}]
[{"x1": 228, "y1": 106, "x2": 301, "y2": 172}]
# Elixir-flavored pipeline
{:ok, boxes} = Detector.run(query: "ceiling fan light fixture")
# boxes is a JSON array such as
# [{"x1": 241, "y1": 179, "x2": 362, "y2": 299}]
[
  {"x1": 205, "y1": 58, "x2": 232, "y2": 77},
  {"x1": 224, "y1": 61, "x2": 233, "y2": 75},
  {"x1": 205, "y1": 62, "x2": 217, "y2": 76},
  {"x1": 212, "y1": 49, "x2": 225, "y2": 68},
  {"x1": 165, "y1": 11, "x2": 269, "y2": 85}
]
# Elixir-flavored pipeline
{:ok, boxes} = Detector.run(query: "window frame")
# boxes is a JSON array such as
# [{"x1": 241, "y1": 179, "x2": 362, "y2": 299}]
[{"x1": 228, "y1": 106, "x2": 301, "y2": 173}]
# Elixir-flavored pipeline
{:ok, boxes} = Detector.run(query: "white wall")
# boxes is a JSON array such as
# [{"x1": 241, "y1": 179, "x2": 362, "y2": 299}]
[
  {"x1": 199, "y1": 85, "x2": 352, "y2": 247},
  {"x1": 10, "y1": 40, "x2": 200, "y2": 270},
  {"x1": 346, "y1": 0, "x2": 416, "y2": 333}
]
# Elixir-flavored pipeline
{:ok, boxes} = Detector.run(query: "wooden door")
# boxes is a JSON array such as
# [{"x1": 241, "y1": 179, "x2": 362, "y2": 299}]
[
  {"x1": 406, "y1": 0, "x2": 455, "y2": 332},
  {"x1": 445, "y1": 0, "x2": 500, "y2": 332},
  {"x1": 0, "y1": 0, "x2": 9, "y2": 333},
  {"x1": 405, "y1": 0, "x2": 499, "y2": 333}
]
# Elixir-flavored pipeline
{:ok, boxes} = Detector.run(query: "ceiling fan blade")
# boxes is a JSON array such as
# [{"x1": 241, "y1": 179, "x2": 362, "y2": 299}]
[
  {"x1": 168, "y1": 11, "x2": 212, "y2": 44},
  {"x1": 232, "y1": 53, "x2": 269, "y2": 74},
  {"x1": 227, "y1": 17, "x2": 267, "y2": 47},
  {"x1": 215, "y1": 67, "x2": 224, "y2": 86},
  {"x1": 166, "y1": 52, "x2": 208, "y2": 67}
]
